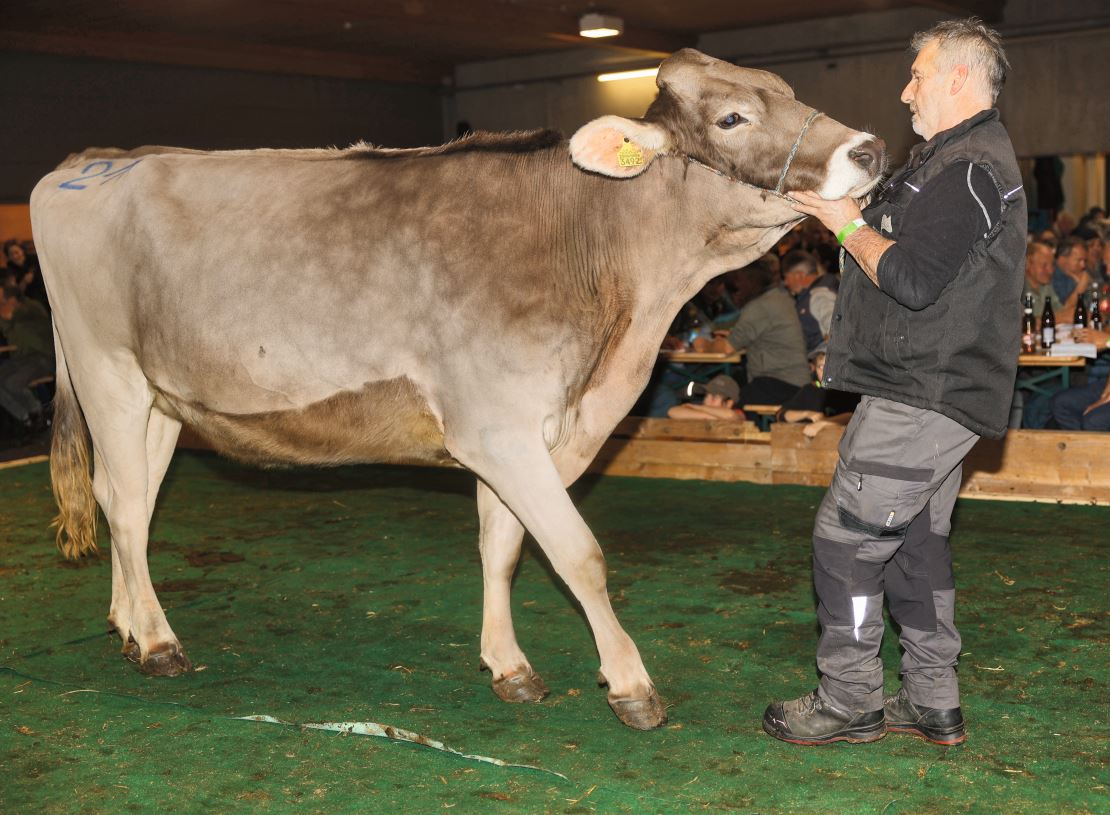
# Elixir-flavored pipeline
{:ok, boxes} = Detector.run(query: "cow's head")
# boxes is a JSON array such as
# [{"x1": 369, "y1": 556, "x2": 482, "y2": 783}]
[{"x1": 571, "y1": 49, "x2": 884, "y2": 200}]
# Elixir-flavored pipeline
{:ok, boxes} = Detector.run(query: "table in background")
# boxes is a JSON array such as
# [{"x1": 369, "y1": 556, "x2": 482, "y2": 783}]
[
  {"x1": 658, "y1": 349, "x2": 744, "y2": 383},
  {"x1": 1016, "y1": 353, "x2": 1086, "y2": 397}
]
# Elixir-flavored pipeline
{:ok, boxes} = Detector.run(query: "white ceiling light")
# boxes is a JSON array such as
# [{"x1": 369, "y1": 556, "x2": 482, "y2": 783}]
[
  {"x1": 579, "y1": 13, "x2": 623, "y2": 39},
  {"x1": 598, "y1": 67, "x2": 658, "y2": 82}
]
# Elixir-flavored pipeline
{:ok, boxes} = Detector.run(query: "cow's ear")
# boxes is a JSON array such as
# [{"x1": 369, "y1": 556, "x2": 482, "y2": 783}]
[{"x1": 569, "y1": 115, "x2": 668, "y2": 178}]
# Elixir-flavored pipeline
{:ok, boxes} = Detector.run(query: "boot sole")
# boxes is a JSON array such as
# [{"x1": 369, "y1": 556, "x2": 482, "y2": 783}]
[
  {"x1": 762, "y1": 717, "x2": 887, "y2": 746},
  {"x1": 887, "y1": 724, "x2": 966, "y2": 746}
]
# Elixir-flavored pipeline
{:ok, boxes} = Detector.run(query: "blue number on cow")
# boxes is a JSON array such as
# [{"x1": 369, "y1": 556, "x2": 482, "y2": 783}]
[{"x1": 59, "y1": 159, "x2": 142, "y2": 190}]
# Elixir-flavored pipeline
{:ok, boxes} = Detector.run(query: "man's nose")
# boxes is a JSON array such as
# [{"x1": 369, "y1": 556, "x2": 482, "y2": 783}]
[{"x1": 849, "y1": 138, "x2": 885, "y2": 172}]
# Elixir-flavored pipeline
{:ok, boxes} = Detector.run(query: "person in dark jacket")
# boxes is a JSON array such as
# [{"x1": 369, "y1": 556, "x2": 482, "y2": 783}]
[
  {"x1": 0, "y1": 284, "x2": 54, "y2": 429},
  {"x1": 762, "y1": 18, "x2": 1026, "y2": 748}
]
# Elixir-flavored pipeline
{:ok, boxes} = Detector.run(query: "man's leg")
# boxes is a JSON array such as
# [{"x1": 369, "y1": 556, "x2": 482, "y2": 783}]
[
  {"x1": 882, "y1": 464, "x2": 968, "y2": 745},
  {"x1": 1080, "y1": 399, "x2": 1110, "y2": 431},
  {"x1": 763, "y1": 396, "x2": 978, "y2": 745},
  {"x1": 1050, "y1": 380, "x2": 1105, "y2": 430}
]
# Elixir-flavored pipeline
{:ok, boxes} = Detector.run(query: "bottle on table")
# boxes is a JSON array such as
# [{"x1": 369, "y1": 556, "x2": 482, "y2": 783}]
[
  {"x1": 1091, "y1": 283, "x2": 1102, "y2": 332},
  {"x1": 1073, "y1": 289, "x2": 1088, "y2": 329},
  {"x1": 1021, "y1": 293, "x2": 1037, "y2": 353},
  {"x1": 1040, "y1": 298, "x2": 1055, "y2": 350}
]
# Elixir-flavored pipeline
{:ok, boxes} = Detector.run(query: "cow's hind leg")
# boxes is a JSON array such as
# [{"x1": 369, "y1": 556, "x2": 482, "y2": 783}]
[
  {"x1": 90, "y1": 386, "x2": 188, "y2": 675},
  {"x1": 453, "y1": 430, "x2": 665, "y2": 730},
  {"x1": 476, "y1": 481, "x2": 548, "y2": 702},
  {"x1": 105, "y1": 408, "x2": 182, "y2": 670}
]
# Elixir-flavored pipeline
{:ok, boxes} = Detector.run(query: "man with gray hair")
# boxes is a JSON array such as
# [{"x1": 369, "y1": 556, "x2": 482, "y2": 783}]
[{"x1": 763, "y1": 18, "x2": 1026, "y2": 746}]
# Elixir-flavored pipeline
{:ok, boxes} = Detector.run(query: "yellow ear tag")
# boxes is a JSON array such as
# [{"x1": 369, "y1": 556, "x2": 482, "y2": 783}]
[{"x1": 617, "y1": 139, "x2": 644, "y2": 168}]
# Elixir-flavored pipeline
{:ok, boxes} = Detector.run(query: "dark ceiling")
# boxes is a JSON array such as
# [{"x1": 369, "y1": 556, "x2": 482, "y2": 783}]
[{"x1": 0, "y1": 0, "x2": 1005, "y2": 85}]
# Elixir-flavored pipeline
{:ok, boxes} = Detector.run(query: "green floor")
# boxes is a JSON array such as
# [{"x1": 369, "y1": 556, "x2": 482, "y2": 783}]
[{"x1": 1, "y1": 452, "x2": 1106, "y2": 814}]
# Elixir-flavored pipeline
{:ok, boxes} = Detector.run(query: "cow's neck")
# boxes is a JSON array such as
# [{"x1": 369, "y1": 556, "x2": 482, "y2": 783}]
[
  {"x1": 612, "y1": 155, "x2": 803, "y2": 340},
  {"x1": 557, "y1": 154, "x2": 802, "y2": 445}
]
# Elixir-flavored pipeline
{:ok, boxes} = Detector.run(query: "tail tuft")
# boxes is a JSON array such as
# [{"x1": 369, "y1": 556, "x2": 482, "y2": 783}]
[{"x1": 49, "y1": 356, "x2": 98, "y2": 559}]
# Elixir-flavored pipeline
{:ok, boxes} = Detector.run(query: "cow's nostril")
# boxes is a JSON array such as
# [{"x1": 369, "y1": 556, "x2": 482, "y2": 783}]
[{"x1": 849, "y1": 139, "x2": 884, "y2": 172}]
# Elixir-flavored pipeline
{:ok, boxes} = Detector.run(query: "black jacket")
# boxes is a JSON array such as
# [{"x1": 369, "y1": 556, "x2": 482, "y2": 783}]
[{"x1": 823, "y1": 109, "x2": 1027, "y2": 439}]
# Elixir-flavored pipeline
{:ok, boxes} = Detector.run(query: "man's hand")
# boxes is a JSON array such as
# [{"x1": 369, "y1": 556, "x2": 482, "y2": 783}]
[
  {"x1": 1083, "y1": 376, "x2": 1110, "y2": 416},
  {"x1": 790, "y1": 190, "x2": 893, "y2": 287},
  {"x1": 1073, "y1": 327, "x2": 1109, "y2": 346},
  {"x1": 788, "y1": 191, "x2": 862, "y2": 236}
]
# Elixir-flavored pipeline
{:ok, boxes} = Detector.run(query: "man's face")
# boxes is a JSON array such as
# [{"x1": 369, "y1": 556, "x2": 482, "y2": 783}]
[
  {"x1": 1027, "y1": 246, "x2": 1054, "y2": 286},
  {"x1": 901, "y1": 40, "x2": 950, "y2": 139},
  {"x1": 6, "y1": 245, "x2": 24, "y2": 265},
  {"x1": 704, "y1": 393, "x2": 732, "y2": 408},
  {"x1": 782, "y1": 266, "x2": 810, "y2": 295},
  {"x1": 1087, "y1": 238, "x2": 1104, "y2": 269},
  {"x1": 1058, "y1": 247, "x2": 1087, "y2": 277}
]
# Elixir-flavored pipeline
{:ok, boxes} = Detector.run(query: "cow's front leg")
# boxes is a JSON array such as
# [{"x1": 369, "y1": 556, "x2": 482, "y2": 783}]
[
  {"x1": 476, "y1": 481, "x2": 548, "y2": 702},
  {"x1": 453, "y1": 429, "x2": 666, "y2": 730}
]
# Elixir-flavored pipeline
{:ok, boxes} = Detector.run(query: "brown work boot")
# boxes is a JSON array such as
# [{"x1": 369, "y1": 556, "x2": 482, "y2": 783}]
[{"x1": 763, "y1": 690, "x2": 886, "y2": 746}]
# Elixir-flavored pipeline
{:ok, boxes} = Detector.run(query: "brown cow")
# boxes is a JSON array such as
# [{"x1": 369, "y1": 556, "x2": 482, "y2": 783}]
[{"x1": 31, "y1": 49, "x2": 883, "y2": 729}]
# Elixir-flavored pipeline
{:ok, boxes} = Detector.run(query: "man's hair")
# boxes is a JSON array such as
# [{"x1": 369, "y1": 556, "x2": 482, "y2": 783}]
[
  {"x1": 781, "y1": 249, "x2": 818, "y2": 277},
  {"x1": 911, "y1": 17, "x2": 1009, "y2": 104},
  {"x1": 1, "y1": 284, "x2": 21, "y2": 301},
  {"x1": 1056, "y1": 235, "x2": 1085, "y2": 259},
  {"x1": 1025, "y1": 240, "x2": 1052, "y2": 260}
]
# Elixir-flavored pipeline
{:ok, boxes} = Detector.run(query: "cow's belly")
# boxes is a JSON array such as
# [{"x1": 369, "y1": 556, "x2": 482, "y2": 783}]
[{"x1": 154, "y1": 376, "x2": 455, "y2": 468}]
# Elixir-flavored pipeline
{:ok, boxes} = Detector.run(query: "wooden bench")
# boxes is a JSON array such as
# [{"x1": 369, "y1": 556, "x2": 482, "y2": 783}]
[{"x1": 743, "y1": 403, "x2": 781, "y2": 431}]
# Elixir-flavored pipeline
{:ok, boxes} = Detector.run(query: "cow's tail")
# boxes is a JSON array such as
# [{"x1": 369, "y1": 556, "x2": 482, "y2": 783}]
[{"x1": 49, "y1": 333, "x2": 99, "y2": 559}]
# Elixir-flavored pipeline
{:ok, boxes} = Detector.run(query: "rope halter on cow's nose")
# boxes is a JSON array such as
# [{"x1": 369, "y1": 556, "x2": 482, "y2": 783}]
[
  {"x1": 679, "y1": 108, "x2": 823, "y2": 203},
  {"x1": 773, "y1": 109, "x2": 821, "y2": 195}
]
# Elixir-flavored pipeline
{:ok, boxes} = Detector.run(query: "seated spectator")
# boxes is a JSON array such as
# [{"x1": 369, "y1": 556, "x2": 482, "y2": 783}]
[
  {"x1": 777, "y1": 343, "x2": 858, "y2": 437},
  {"x1": 5, "y1": 240, "x2": 46, "y2": 308},
  {"x1": 1022, "y1": 240, "x2": 1062, "y2": 317},
  {"x1": 0, "y1": 284, "x2": 55, "y2": 431},
  {"x1": 1075, "y1": 225, "x2": 1106, "y2": 285},
  {"x1": 693, "y1": 274, "x2": 740, "y2": 329},
  {"x1": 1051, "y1": 236, "x2": 1090, "y2": 314},
  {"x1": 781, "y1": 249, "x2": 838, "y2": 353},
  {"x1": 1046, "y1": 325, "x2": 1110, "y2": 430},
  {"x1": 667, "y1": 375, "x2": 744, "y2": 422},
  {"x1": 706, "y1": 261, "x2": 811, "y2": 410}
]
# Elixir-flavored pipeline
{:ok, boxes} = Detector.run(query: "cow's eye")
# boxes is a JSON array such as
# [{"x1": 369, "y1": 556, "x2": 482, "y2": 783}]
[{"x1": 717, "y1": 113, "x2": 748, "y2": 129}]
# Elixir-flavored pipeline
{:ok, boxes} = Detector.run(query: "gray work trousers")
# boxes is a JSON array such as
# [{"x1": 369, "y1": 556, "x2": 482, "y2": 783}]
[{"x1": 812, "y1": 396, "x2": 979, "y2": 712}]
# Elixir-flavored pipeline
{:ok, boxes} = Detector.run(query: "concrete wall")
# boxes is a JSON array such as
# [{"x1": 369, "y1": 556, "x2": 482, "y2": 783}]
[
  {"x1": 0, "y1": 52, "x2": 445, "y2": 203},
  {"x1": 449, "y1": 0, "x2": 1110, "y2": 169}
]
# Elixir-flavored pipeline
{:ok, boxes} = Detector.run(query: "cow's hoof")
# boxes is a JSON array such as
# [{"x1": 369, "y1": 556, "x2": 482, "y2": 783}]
[
  {"x1": 121, "y1": 635, "x2": 141, "y2": 663},
  {"x1": 138, "y1": 644, "x2": 192, "y2": 677},
  {"x1": 491, "y1": 670, "x2": 549, "y2": 703},
  {"x1": 608, "y1": 691, "x2": 668, "y2": 730}
]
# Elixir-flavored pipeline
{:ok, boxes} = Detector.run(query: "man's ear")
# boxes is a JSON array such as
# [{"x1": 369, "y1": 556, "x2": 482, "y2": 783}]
[
  {"x1": 949, "y1": 63, "x2": 970, "y2": 96},
  {"x1": 569, "y1": 115, "x2": 669, "y2": 178}
]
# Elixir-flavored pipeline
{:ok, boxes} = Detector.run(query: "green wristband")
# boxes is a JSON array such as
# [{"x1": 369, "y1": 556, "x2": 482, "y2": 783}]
[{"x1": 837, "y1": 218, "x2": 866, "y2": 244}]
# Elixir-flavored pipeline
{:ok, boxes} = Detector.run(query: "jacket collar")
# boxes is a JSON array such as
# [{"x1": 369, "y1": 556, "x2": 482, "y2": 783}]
[{"x1": 907, "y1": 108, "x2": 998, "y2": 169}]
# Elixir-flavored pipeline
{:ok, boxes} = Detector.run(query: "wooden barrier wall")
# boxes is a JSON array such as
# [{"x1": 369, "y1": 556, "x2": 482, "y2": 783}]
[
  {"x1": 179, "y1": 417, "x2": 1110, "y2": 506},
  {"x1": 590, "y1": 418, "x2": 1110, "y2": 506}
]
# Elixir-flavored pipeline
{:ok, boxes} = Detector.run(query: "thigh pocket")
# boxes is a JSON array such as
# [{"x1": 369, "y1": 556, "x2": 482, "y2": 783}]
[{"x1": 833, "y1": 458, "x2": 935, "y2": 541}]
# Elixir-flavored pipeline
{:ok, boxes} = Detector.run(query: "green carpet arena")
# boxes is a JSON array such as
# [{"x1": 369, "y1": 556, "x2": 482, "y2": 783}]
[{"x1": 1, "y1": 452, "x2": 1106, "y2": 814}]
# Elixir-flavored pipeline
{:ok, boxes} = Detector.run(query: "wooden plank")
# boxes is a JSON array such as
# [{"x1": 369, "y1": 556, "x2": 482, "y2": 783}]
[
  {"x1": 590, "y1": 437, "x2": 772, "y2": 483},
  {"x1": 611, "y1": 416, "x2": 768, "y2": 443}
]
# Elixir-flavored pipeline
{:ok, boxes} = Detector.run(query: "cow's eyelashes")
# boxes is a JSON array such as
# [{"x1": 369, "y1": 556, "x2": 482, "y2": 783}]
[{"x1": 716, "y1": 113, "x2": 749, "y2": 129}]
